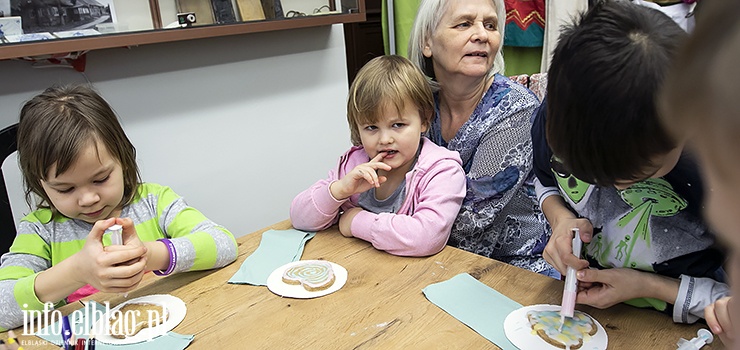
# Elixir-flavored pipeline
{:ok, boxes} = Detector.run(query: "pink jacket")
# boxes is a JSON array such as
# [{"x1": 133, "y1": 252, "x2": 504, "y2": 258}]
[{"x1": 290, "y1": 137, "x2": 466, "y2": 256}]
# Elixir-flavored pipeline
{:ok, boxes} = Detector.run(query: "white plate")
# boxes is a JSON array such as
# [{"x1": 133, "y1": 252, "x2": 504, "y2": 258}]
[
  {"x1": 504, "y1": 304, "x2": 608, "y2": 350},
  {"x1": 92, "y1": 294, "x2": 187, "y2": 345},
  {"x1": 267, "y1": 260, "x2": 347, "y2": 298}
]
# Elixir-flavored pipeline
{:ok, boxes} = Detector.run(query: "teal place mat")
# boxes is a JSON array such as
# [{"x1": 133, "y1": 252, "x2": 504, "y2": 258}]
[
  {"x1": 35, "y1": 301, "x2": 194, "y2": 349},
  {"x1": 423, "y1": 273, "x2": 522, "y2": 350},
  {"x1": 228, "y1": 228, "x2": 316, "y2": 285}
]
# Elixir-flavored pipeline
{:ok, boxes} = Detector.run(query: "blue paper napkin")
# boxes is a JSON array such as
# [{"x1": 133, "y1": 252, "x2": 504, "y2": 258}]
[
  {"x1": 35, "y1": 301, "x2": 194, "y2": 349},
  {"x1": 228, "y1": 228, "x2": 316, "y2": 285},
  {"x1": 423, "y1": 273, "x2": 522, "y2": 350}
]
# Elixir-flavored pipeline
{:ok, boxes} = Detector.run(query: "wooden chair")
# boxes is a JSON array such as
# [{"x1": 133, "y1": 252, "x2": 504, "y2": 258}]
[{"x1": 0, "y1": 123, "x2": 18, "y2": 255}]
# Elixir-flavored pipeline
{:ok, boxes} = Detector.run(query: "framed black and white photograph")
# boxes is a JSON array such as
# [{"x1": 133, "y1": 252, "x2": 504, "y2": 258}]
[
  {"x1": 0, "y1": 16, "x2": 23, "y2": 37},
  {"x1": 10, "y1": 0, "x2": 115, "y2": 35}
]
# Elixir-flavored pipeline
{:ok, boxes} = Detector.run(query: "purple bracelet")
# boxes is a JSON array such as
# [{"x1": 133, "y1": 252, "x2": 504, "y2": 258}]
[{"x1": 153, "y1": 238, "x2": 177, "y2": 276}]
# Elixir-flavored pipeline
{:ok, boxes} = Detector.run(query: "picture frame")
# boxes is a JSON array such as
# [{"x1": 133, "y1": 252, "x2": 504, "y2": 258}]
[
  {"x1": 261, "y1": 0, "x2": 283, "y2": 19},
  {"x1": 211, "y1": 0, "x2": 236, "y2": 24},
  {"x1": 9, "y1": 0, "x2": 115, "y2": 35},
  {"x1": 236, "y1": 0, "x2": 265, "y2": 21},
  {"x1": 0, "y1": 16, "x2": 22, "y2": 37}
]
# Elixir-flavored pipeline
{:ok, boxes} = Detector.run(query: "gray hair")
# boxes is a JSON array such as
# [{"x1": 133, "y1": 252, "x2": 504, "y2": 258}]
[{"x1": 407, "y1": 0, "x2": 506, "y2": 89}]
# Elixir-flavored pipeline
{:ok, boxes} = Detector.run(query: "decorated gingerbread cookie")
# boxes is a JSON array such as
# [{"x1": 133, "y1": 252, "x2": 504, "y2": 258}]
[
  {"x1": 527, "y1": 310, "x2": 598, "y2": 349},
  {"x1": 281, "y1": 260, "x2": 336, "y2": 291},
  {"x1": 504, "y1": 305, "x2": 608, "y2": 350}
]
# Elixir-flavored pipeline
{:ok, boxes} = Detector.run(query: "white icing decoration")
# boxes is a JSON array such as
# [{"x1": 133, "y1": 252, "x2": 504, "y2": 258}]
[{"x1": 282, "y1": 261, "x2": 335, "y2": 289}]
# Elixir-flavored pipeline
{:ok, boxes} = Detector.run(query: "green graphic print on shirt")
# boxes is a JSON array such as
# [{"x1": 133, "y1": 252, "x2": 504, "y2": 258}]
[
  {"x1": 552, "y1": 168, "x2": 690, "y2": 272},
  {"x1": 614, "y1": 178, "x2": 688, "y2": 269},
  {"x1": 551, "y1": 158, "x2": 590, "y2": 205}
]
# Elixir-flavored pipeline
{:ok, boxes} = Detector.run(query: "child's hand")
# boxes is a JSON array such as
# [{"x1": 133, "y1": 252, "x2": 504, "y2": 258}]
[
  {"x1": 105, "y1": 217, "x2": 147, "y2": 266},
  {"x1": 74, "y1": 218, "x2": 148, "y2": 293},
  {"x1": 574, "y1": 268, "x2": 680, "y2": 309},
  {"x1": 543, "y1": 218, "x2": 592, "y2": 274},
  {"x1": 338, "y1": 207, "x2": 363, "y2": 237},
  {"x1": 330, "y1": 153, "x2": 392, "y2": 200},
  {"x1": 573, "y1": 268, "x2": 645, "y2": 308},
  {"x1": 706, "y1": 296, "x2": 734, "y2": 346}
]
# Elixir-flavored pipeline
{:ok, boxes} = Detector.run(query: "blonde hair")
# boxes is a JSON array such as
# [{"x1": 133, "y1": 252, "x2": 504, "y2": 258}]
[
  {"x1": 659, "y1": 0, "x2": 740, "y2": 181},
  {"x1": 17, "y1": 85, "x2": 141, "y2": 216},
  {"x1": 347, "y1": 55, "x2": 435, "y2": 146},
  {"x1": 407, "y1": 0, "x2": 506, "y2": 89}
]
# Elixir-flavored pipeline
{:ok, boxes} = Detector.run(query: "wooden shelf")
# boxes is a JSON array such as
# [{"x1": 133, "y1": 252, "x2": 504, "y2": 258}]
[{"x1": 0, "y1": 10, "x2": 365, "y2": 60}]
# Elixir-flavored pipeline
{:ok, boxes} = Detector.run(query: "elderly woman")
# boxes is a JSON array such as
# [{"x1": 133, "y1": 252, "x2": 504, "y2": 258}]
[{"x1": 408, "y1": 0, "x2": 555, "y2": 276}]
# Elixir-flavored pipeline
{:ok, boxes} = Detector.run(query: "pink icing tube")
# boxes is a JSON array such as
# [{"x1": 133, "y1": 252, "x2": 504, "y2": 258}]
[
  {"x1": 560, "y1": 228, "x2": 582, "y2": 327},
  {"x1": 561, "y1": 289, "x2": 577, "y2": 318}
]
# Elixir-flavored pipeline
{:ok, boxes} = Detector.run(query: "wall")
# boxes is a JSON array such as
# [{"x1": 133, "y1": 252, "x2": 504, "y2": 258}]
[{"x1": 0, "y1": 25, "x2": 351, "y2": 237}]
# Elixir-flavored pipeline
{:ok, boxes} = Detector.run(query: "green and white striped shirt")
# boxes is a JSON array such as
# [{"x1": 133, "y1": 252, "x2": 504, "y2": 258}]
[{"x1": 0, "y1": 183, "x2": 237, "y2": 330}]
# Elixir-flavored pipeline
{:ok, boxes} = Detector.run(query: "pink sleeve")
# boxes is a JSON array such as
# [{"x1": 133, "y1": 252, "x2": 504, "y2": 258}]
[
  {"x1": 290, "y1": 149, "x2": 368, "y2": 231},
  {"x1": 290, "y1": 174, "x2": 346, "y2": 232}
]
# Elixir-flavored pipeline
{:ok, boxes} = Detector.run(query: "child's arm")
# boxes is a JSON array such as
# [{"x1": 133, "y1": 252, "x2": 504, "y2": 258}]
[
  {"x1": 531, "y1": 96, "x2": 592, "y2": 274},
  {"x1": 34, "y1": 218, "x2": 147, "y2": 301},
  {"x1": 143, "y1": 240, "x2": 170, "y2": 271},
  {"x1": 574, "y1": 267, "x2": 730, "y2": 323},
  {"x1": 290, "y1": 176, "x2": 345, "y2": 232},
  {"x1": 0, "y1": 217, "x2": 147, "y2": 331},
  {"x1": 148, "y1": 184, "x2": 237, "y2": 274},
  {"x1": 540, "y1": 195, "x2": 592, "y2": 274},
  {"x1": 573, "y1": 267, "x2": 680, "y2": 308},
  {"x1": 341, "y1": 159, "x2": 466, "y2": 256},
  {"x1": 329, "y1": 153, "x2": 390, "y2": 200},
  {"x1": 290, "y1": 152, "x2": 390, "y2": 231}
]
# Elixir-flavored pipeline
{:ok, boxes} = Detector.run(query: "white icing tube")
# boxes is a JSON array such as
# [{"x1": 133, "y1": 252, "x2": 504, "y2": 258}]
[
  {"x1": 107, "y1": 224, "x2": 127, "y2": 298},
  {"x1": 677, "y1": 329, "x2": 713, "y2": 350},
  {"x1": 109, "y1": 224, "x2": 123, "y2": 245},
  {"x1": 560, "y1": 228, "x2": 582, "y2": 328}
]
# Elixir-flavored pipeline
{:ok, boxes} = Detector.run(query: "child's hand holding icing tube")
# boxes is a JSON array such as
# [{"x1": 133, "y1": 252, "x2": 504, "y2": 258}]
[
  {"x1": 34, "y1": 218, "x2": 148, "y2": 303},
  {"x1": 560, "y1": 228, "x2": 582, "y2": 330},
  {"x1": 330, "y1": 152, "x2": 392, "y2": 200},
  {"x1": 104, "y1": 218, "x2": 173, "y2": 280},
  {"x1": 82, "y1": 218, "x2": 148, "y2": 293},
  {"x1": 104, "y1": 218, "x2": 147, "y2": 265}
]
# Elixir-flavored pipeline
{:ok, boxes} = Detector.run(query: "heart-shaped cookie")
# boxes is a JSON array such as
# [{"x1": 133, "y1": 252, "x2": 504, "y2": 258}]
[
  {"x1": 282, "y1": 260, "x2": 336, "y2": 291},
  {"x1": 526, "y1": 310, "x2": 597, "y2": 349}
]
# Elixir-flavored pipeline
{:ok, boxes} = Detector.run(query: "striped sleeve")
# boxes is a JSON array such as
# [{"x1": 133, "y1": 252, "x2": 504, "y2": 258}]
[
  {"x1": 144, "y1": 184, "x2": 238, "y2": 273},
  {"x1": 0, "y1": 214, "x2": 58, "y2": 331}
]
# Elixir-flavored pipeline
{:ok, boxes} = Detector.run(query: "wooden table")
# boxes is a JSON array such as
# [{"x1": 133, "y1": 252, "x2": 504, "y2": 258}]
[{"x1": 3, "y1": 220, "x2": 720, "y2": 349}]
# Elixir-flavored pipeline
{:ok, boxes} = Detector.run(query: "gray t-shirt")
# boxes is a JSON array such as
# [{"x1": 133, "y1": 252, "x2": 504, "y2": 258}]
[
  {"x1": 357, "y1": 143, "x2": 421, "y2": 213},
  {"x1": 358, "y1": 179, "x2": 407, "y2": 214}
]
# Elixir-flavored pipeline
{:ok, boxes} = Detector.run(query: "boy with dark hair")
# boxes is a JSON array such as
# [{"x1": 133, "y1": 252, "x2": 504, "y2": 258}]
[
  {"x1": 544, "y1": 0, "x2": 684, "y2": 187},
  {"x1": 531, "y1": 0, "x2": 728, "y2": 324}
]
